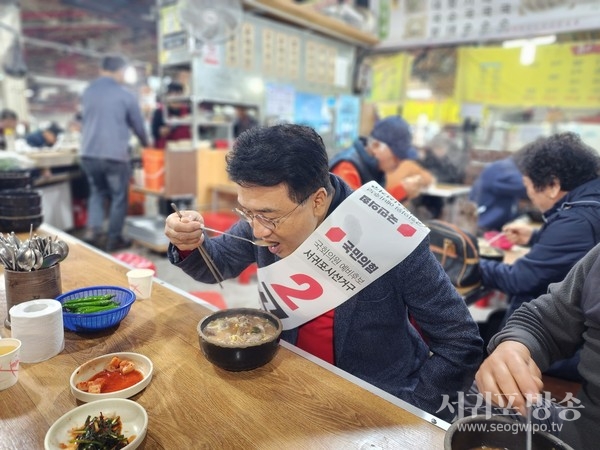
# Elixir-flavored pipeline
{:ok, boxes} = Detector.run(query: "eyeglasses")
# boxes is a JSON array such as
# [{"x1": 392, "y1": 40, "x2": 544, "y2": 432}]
[
  {"x1": 233, "y1": 196, "x2": 309, "y2": 231},
  {"x1": 367, "y1": 136, "x2": 387, "y2": 150}
]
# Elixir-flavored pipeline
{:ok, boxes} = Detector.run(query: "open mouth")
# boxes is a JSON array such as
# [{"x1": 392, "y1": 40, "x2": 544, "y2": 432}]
[{"x1": 266, "y1": 242, "x2": 281, "y2": 254}]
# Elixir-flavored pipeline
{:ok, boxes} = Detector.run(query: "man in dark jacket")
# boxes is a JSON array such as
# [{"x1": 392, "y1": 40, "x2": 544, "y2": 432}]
[
  {"x1": 25, "y1": 122, "x2": 63, "y2": 148},
  {"x1": 476, "y1": 242, "x2": 600, "y2": 450},
  {"x1": 164, "y1": 124, "x2": 483, "y2": 422},
  {"x1": 150, "y1": 82, "x2": 191, "y2": 149},
  {"x1": 480, "y1": 132, "x2": 600, "y2": 379}
]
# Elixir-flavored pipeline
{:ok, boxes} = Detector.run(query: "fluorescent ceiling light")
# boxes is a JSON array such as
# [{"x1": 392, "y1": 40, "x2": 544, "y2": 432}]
[
  {"x1": 502, "y1": 34, "x2": 556, "y2": 48},
  {"x1": 124, "y1": 66, "x2": 138, "y2": 84},
  {"x1": 406, "y1": 88, "x2": 432, "y2": 100},
  {"x1": 520, "y1": 43, "x2": 537, "y2": 65}
]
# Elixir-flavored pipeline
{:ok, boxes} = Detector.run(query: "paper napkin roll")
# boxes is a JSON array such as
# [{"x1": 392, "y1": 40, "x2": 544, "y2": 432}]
[{"x1": 9, "y1": 299, "x2": 65, "y2": 363}]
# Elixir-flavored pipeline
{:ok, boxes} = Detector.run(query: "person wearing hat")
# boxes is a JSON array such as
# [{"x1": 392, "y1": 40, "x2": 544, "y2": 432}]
[
  {"x1": 330, "y1": 116, "x2": 431, "y2": 201},
  {"x1": 80, "y1": 54, "x2": 148, "y2": 252},
  {"x1": 25, "y1": 122, "x2": 63, "y2": 148}
]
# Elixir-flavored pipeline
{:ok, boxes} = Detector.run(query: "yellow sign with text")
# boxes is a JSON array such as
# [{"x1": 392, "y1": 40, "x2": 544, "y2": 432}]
[
  {"x1": 368, "y1": 53, "x2": 409, "y2": 102},
  {"x1": 456, "y1": 42, "x2": 600, "y2": 108}
]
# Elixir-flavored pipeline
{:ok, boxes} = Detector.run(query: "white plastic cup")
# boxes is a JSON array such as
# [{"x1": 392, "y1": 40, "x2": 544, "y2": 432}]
[
  {"x1": 126, "y1": 269, "x2": 155, "y2": 299},
  {"x1": 0, "y1": 338, "x2": 21, "y2": 390}
]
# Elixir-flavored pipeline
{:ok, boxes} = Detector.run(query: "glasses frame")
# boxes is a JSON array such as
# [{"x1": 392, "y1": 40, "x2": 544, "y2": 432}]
[{"x1": 233, "y1": 195, "x2": 310, "y2": 231}]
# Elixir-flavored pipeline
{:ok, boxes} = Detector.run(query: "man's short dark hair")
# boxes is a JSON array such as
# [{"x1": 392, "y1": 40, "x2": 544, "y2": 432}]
[
  {"x1": 102, "y1": 55, "x2": 128, "y2": 72},
  {"x1": 166, "y1": 82, "x2": 184, "y2": 94},
  {"x1": 0, "y1": 109, "x2": 17, "y2": 121},
  {"x1": 226, "y1": 124, "x2": 334, "y2": 203}
]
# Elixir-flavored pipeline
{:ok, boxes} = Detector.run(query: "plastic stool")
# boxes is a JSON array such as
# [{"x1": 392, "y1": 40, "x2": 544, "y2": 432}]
[
  {"x1": 113, "y1": 252, "x2": 157, "y2": 274},
  {"x1": 202, "y1": 212, "x2": 239, "y2": 234},
  {"x1": 191, "y1": 291, "x2": 227, "y2": 309}
]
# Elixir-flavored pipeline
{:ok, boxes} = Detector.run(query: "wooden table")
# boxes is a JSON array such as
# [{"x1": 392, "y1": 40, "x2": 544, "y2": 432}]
[{"x1": 0, "y1": 225, "x2": 447, "y2": 449}]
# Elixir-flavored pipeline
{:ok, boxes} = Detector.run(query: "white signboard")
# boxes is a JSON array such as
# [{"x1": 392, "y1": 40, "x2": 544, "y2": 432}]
[
  {"x1": 379, "y1": 0, "x2": 600, "y2": 49},
  {"x1": 257, "y1": 182, "x2": 429, "y2": 330}
]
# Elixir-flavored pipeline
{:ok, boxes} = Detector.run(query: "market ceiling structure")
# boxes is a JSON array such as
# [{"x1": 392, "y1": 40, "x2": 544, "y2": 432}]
[{"x1": 19, "y1": 0, "x2": 158, "y2": 79}]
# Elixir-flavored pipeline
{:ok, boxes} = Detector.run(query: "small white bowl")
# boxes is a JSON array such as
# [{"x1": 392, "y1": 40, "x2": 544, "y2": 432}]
[
  {"x1": 44, "y1": 398, "x2": 148, "y2": 450},
  {"x1": 70, "y1": 352, "x2": 153, "y2": 403}
]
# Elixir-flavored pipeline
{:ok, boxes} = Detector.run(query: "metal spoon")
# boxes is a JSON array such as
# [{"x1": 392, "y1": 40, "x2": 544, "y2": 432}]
[
  {"x1": 40, "y1": 253, "x2": 62, "y2": 269},
  {"x1": 16, "y1": 245, "x2": 35, "y2": 271},
  {"x1": 0, "y1": 243, "x2": 13, "y2": 269},
  {"x1": 201, "y1": 225, "x2": 272, "y2": 247}
]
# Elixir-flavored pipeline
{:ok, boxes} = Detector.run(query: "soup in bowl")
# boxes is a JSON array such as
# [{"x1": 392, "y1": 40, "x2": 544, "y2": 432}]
[{"x1": 197, "y1": 308, "x2": 283, "y2": 371}]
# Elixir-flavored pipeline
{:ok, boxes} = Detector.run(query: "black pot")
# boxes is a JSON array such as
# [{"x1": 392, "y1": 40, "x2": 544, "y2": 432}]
[
  {"x1": 0, "y1": 214, "x2": 43, "y2": 233},
  {"x1": 445, "y1": 415, "x2": 574, "y2": 450},
  {"x1": 0, "y1": 189, "x2": 41, "y2": 207},
  {"x1": 197, "y1": 307, "x2": 282, "y2": 372},
  {"x1": 0, "y1": 171, "x2": 32, "y2": 190},
  {"x1": 0, "y1": 205, "x2": 41, "y2": 216},
  {"x1": 479, "y1": 248, "x2": 505, "y2": 262}
]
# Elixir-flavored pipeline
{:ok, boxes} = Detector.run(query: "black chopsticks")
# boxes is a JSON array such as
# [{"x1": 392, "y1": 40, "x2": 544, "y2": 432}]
[{"x1": 170, "y1": 203, "x2": 224, "y2": 289}]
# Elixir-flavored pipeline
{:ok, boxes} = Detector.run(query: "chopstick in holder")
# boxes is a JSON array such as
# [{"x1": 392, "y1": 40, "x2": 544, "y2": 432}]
[{"x1": 170, "y1": 203, "x2": 224, "y2": 289}]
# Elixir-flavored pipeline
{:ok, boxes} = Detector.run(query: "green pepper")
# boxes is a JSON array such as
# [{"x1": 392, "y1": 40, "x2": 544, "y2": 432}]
[
  {"x1": 63, "y1": 300, "x2": 120, "y2": 313},
  {"x1": 73, "y1": 304, "x2": 119, "y2": 314},
  {"x1": 63, "y1": 294, "x2": 115, "y2": 305}
]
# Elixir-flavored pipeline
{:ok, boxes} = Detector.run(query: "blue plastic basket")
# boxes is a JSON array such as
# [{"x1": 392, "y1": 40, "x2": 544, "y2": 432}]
[{"x1": 57, "y1": 286, "x2": 136, "y2": 332}]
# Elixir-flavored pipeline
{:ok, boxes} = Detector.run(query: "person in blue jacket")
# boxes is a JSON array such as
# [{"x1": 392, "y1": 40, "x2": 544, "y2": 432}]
[
  {"x1": 480, "y1": 132, "x2": 600, "y2": 380},
  {"x1": 25, "y1": 122, "x2": 63, "y2": 148},
  {"x1": 469, "y1": 156, "x2": 527, "y2": 232},
  {"x1": 164, "y1": 124, "x2": 483, "y2": 421}
]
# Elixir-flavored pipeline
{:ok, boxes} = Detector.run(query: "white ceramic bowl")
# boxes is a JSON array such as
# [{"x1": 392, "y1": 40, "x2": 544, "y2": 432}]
[
  {"x1": 69, "y1": 352, "x2": 153, "y2": 403},
  {"x1": 44, "y1": 398, "x2": 148, "y2": 450}
]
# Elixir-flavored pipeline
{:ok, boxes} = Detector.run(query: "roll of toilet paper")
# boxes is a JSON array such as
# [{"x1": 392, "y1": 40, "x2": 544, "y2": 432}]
[{"x1": 9, "y1": 299, "x2": 65, "y2": 363}]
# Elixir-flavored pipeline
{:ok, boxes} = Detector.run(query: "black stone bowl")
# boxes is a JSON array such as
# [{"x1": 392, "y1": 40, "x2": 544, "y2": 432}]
[
  {"x1": 479, "y1": 246, "x2": 505, "y2": 262},
  {"x1": 0, "y1": 214, "x2": 43, "y2": 233},
  {"x1": 444, "y1": 415, "x2": 574, "y2": 450},
  {"x1": 197, "y1": 307, "x2": 282, "y2": 372},
  {"x1": 0, "y1": 188, "x2": 41, "y2": 207}
]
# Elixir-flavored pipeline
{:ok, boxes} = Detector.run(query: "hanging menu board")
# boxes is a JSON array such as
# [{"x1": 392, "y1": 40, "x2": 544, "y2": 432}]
[
  {"x1": 379, "y1": 0, "x2": 600, "y2": 49},
  {"x1": 456, "y1": 41, "x2": 600, "y2": 108},
  {"x1": 367, "y1": 53, "x2": 409, "y2": 102}
]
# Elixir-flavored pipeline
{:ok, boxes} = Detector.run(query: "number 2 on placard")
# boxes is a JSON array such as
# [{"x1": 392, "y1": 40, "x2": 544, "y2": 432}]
[{"x1": 270, "y1": 274, "x2": 323, "y2": 311}]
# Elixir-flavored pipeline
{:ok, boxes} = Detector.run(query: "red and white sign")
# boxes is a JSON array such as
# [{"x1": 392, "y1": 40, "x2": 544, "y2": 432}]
[{"x1": 257, "y1": 181, "x2": 429, "y2": 330}]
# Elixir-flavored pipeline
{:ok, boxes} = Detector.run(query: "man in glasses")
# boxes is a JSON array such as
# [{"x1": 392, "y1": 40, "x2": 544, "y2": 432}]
[
  {"x1": 164, "y1": 124, "x2": 482, "y2": 421},
  {"x1": 330, "y1": 116, "x2": 432, "y2": 202}
]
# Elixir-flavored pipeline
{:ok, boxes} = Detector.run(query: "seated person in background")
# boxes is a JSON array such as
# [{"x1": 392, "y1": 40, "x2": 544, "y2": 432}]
[
  {"x1": 0, "y1": 108, "x2": 18, "y2": 150},
  {"x1": 469, "y1": 156, "x2": 527, "y2": 232},
  {"x1": 233, "y1": 106, "x2": 258, "y2": 138},
  {"x1": 330, "y1": 116, "x2": 430, "y2": 201},
  {"x1": 385, "y1": 158, "x2": 435, "y2": 196},
  {"x1": 151, "y1": 82, "x2": 191, "y2": 149},
  {"x1": 420, "y1": 131, "x2": 465, "y2": 185},
  {"x1": 25, "y1": 122, "x2": 63, "y2": 148},
  {"x1": 164, "y1": 124, "x2": 483, "y2": 421},
  {"x1": 411, "y1": 131, "x2": 467, "y2": 219},
  {"x1": 480, "y1": 132, "x2": 600, "y2": 380},
  {"x1": 476, "y1": 242, "x2": 600, "y2": 450}
]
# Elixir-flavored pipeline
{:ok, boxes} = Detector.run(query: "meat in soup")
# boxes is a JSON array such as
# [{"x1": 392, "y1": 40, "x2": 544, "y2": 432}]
[{"x1": 203, "y1": 314, "x2": 278, "y2": 346}]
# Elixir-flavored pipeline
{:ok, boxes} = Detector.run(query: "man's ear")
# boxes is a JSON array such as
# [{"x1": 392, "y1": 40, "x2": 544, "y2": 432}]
[
  {"x1": 312, "y1": 187, "x2": 328, "y2": 213},
  {"x1": 547, "y1": 178, "x2": 562, "y2": 199}
]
